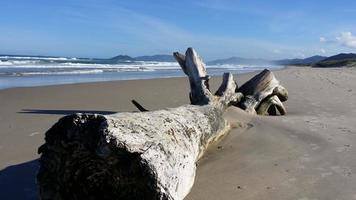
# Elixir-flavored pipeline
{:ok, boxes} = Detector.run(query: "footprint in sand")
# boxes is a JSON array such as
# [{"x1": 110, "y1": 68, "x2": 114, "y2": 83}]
[
  {"x1": 331, "y1": 166, "x2": 352, "y2": 177},
  {"x1": 310, "y1": 143, "x2": 320, "y2": 151},
  {"x1": 338, "y1": 127, "x2": 355, "y2": 135},
  {"x1": 336, "y1": 144, "x2": 352, "y2": 153}
]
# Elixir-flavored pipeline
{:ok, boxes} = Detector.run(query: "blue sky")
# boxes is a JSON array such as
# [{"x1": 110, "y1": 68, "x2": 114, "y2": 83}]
[{"x1": 1, "y1": 0, "x2": 356, "y2": 60}]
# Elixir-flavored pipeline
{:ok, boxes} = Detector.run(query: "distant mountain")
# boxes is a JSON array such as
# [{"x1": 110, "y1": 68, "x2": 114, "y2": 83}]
[
  {"x1": 313, "y1": 53, "x2": 356, "y2": 68},
  {"x1": 110, "y1": 55, "x2": 134, "y2": 61},
  {"x1": 322, "y1": 53, "x2": 356, "y2": 61},
  {"x1": 135, "y1": 55, "x2": 175, "y2": 62},
  {"x1": 206, "y1": 55, "x2": 330, "y2": 66},
  {"x1": 5, "y1": 52, "x2": 356, "y2": 68},
  {"x1": 207, "y1": 57, "x2": 272, "y2": 65},
  {"x1": 274, "y1": 55, "x2": 326, "y2": 66}
]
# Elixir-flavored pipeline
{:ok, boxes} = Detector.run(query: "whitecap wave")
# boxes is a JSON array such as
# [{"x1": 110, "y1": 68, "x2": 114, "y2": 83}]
[
  {"x1": 0, "y1": 60, "x2": 13, "y2": 66},
  {"x1": 3, "y1": 69, "x2": 104, "y2": 76},
  {"x1": 206, "y1": 64, "x2": 245, "y2": 69},
  {"x1": 0, "y1": 61, "x2": 179, "y2": 71},
  {"x1": 0, "y1": 60, "x2": 42, "y2": 66},
  {"x1": 0, "y1": 56, "x2": 76, "y2": 61},
  {"x1": 0, "y1": 67, "x2": 156, "y2": 77},
  {"x1": 0, "y1": 55, "x2": 282, "y2": 79}
]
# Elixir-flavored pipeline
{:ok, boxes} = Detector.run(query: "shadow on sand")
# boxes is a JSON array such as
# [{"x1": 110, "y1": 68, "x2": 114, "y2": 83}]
[
  {"x1": 0, "y1": 159, "x2": 39, "y2": 200},
  {"x1": 19, "y1": 109, "x2": 116, "y2": 115}
]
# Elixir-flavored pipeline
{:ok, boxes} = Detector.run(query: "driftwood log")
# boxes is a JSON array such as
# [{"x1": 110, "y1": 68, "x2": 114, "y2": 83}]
[
  {"x1": 237, "y1": 69, "x2": 288, "y2": 115},
  {"x1": 37, "y1": 48, "x2": 288, "y2": 200}
]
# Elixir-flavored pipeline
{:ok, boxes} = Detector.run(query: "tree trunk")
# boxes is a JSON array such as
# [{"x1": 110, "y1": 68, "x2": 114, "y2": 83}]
[
  {"x1": 37, "y1": 48, "x2": 242, "y2": 200},
  {"x1": 37, "y1": 48, "x2": 288, "y2": 200}
]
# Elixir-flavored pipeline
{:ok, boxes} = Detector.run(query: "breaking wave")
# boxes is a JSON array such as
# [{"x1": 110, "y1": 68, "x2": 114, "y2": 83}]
[{"x1": 0, "y1": 55, "x2": 284, "y2": 90}]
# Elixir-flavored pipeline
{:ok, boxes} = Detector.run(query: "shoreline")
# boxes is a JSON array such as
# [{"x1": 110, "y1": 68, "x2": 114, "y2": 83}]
[
  {"x1": 0, "y1": 68, "x2": 282, "y2": 168},
  {"x1": 0, "y1": 74, "x2": 187, "y2": 91},
  {"x1": 1, "y1": 66, "x2": 356, "y2": 199},
  {"x1": 0, "y1": 66, "x2": 285, "y2": 91}
]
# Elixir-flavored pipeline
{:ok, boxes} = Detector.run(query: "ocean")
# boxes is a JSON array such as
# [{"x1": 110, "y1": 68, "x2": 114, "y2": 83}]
[{"x1": 0, "y1": 55, "x2": 283, "y2": 90}]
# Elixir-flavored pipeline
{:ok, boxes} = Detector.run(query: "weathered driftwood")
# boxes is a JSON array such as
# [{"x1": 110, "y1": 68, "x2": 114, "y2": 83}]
[
  {"x1": 37, "y1": 48, "x2": 288, "y2": 200},
  {"x1": 37, "y1": 48, "x2": 243, "y2": 200},
  {"x1": 237, "y1": 69, "x2": 288, "y2": 115}
]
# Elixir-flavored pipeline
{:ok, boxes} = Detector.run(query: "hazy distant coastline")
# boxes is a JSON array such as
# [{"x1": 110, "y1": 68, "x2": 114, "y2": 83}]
[
  {"x1": 2, "y1": 51, "x2": 356, "y2": 67},
  {"x1": 1, "y1": 52, "x2": 355, "y2": 90}
]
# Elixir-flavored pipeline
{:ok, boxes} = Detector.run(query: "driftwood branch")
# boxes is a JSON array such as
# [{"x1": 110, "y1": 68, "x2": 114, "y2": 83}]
[
  {"x1": 215, "y1": 73, "x2": 243, "y2": 109},
  {"x1": 131, "y1": 99, "x2": 149, "y2": 112},
  {"x1": 37, "y1": 47, "x2": 288, "y2": 200},
  {"x1": 37, "y1": 47, "x2": 241, "y2": 200},
  {"x1": 173, "y1": 48, "x2": 212, "y2": 105}
]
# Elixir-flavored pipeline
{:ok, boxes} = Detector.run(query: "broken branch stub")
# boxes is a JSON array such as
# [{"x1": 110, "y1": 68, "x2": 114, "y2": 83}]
[
  {"x1": 215, "y1": 73, "x2": 243, "y2": 109},
  {"x1": 173, "y1": 48, "x2": 212, "y2": 105},
  {"x1": 37, "y1": 47, "x2": 241, "y2": 200}
]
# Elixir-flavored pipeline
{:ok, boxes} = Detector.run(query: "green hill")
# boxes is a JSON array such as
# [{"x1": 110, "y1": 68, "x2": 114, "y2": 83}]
[{"x1": 313, "y1": 53, "x2": 356, "y2": 68}]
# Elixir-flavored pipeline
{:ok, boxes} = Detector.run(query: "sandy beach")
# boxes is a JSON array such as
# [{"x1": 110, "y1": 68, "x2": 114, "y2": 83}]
[{"x1": 1, "y1": 67, "x2": 356, "y2": 199}]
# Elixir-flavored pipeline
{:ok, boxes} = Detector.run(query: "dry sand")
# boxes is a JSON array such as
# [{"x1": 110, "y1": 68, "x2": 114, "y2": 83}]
[{"x1": 1, "y1": 67, "x2": 356, "y2": 199}]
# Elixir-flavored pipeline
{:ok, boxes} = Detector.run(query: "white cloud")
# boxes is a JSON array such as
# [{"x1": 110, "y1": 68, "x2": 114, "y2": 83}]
[
  {"x1": 320, "y1": 32, "x2": 356, "y2": 49},
  {"x1": 336, "y1": 32, "x2": 356, "y2": 48},
  {"x1": 320, "y1": 48, "x2": 326, "y2": 53}
]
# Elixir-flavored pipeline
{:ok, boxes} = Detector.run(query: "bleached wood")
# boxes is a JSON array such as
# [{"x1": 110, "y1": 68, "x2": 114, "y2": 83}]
[
  {"x1": 215, "y1": 73, "x2": 243, "y2": 109},
  {"x1": 256, "y1": 95, "x2": 286, "y2": 115},
  {"x1": 37, "y1": 48, "x2": 240, "y2": 200},
  {"x1": 237, "y1": 69, "x2": 288, "y2": 115},
  {"x1": 174, "y1": 48, "x2": 212, "y2": 105},
  {"x1": 37, "y1": 105, "x2": 230, "y2": 200},
  {"x1": 37, "y1": 48, "x2": 289, "y2": 200}
]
